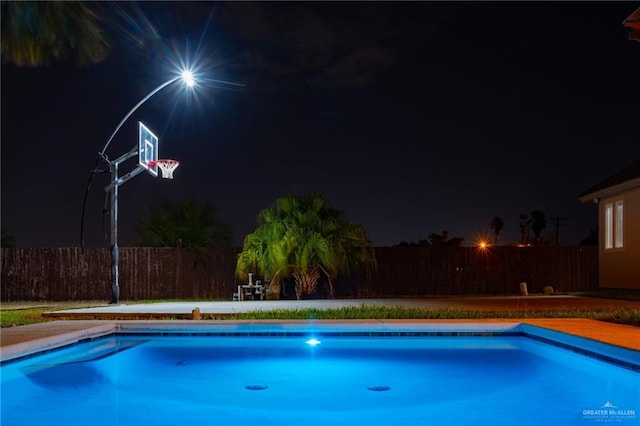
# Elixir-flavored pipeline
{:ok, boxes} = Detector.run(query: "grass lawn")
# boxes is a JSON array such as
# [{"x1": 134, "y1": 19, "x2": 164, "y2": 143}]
[
  {"x1": 2, "y1": 291, "x2": 639, "y2": 327},
  {"x1": 571, "y1": 289, "x2": 640, "y2": 301},
  {"x1": 0, "y1": 302, "x2": 106, "y2": 327},
  {"x1": 230, "y1": 306, "x2": 640, "y2": 326},
  {"x1": 1, "y1": 307, "x2": 56, "y2": 327}
]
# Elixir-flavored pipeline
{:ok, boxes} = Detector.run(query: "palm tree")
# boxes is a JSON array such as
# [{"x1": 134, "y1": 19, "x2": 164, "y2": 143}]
[
  {"x1": 530, "y1": 210, "x2": 547, "y2": 244},
  {"x1": 1, "y1": 1, "x2": 110, "y2": 67},
  {"x1": 136, "y1": 197, "x2": 232, "y2": 248},
  {"x1": 237, "y1": 192, "x2": 376, "y2": 299},
  {"x1": 489, "y1": 216, "x2": 504, "y2": 245}
]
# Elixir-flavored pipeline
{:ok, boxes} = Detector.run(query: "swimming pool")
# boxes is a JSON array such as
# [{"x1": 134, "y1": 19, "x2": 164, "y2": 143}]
[{"x1": 1, "y1": 323, "x2": 638, "y2": 425}]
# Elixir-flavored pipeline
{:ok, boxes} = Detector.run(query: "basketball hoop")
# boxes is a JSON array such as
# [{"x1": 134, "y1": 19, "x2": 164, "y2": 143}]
[{"x1": 149, "y1": 159, "x2": 180, "y2": 179}]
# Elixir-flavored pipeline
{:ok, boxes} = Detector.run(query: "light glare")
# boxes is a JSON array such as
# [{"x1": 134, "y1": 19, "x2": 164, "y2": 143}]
[
  {"x1": 305, "y1": 338, "x2": 321, "y2": 346},
  {"x1": 476, "y1": 239, "x2": 490, "y2": 250},
  {"x1": 181, "y1": 70, "x2": 195, "y2": 87}
]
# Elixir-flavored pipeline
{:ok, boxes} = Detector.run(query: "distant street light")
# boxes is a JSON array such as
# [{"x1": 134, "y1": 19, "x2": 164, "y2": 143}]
[
  {"x1": 474, "y1": 236, "x2": 491, "y2": 253},
  {"x1": 80, "y1": 70, "x2": 196, "y2": 304}
]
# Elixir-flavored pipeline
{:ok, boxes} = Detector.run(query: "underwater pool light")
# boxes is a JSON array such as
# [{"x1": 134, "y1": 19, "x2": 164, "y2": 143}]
[{"x1": 305, "y1": 338, "x2": 321, "y2": 346}]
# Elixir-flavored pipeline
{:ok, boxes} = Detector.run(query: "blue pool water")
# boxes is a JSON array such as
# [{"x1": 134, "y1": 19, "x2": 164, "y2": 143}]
[{"x1": 1, "y1": 326, "x2": 638, "y2": 425}]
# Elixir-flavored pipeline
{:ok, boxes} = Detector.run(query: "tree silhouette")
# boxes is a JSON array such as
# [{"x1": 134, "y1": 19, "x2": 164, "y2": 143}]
[
  {"x1": 530, "y1": 210, "x2": 547, "y2": 244},
  {"x1": 1, "y1": 228, "x2": 17, "y2": 248},
  {"x1": 489, "y1": 216, "x2": 504, "y2": 245},
  {"x1": 1, "y1": 1, "x2": 110, "y2": 67},
  {"x1": 136, "y1": 198, "x2": 232, "y2": 248},
  {"x1": 580, "y1": 228, "x2": 598, "y2": 246},
  {"x1": 395, "y1": 231, "x2": 464, "y2": 247},
  {"x1": 427, "y1": 231, "x2": 464, "y2": 247},
  {"x1": 518, "y1": 213, "x2": 531, "y2": 244}
]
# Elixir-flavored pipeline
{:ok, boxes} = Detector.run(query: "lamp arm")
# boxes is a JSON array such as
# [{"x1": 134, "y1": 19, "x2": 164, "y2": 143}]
[
  {"x1": 82, "y1": 75, "x2": 180, "y2": 252},
  {"x1": 99, "y1": 76, "x2": 180, "y2": 157}
]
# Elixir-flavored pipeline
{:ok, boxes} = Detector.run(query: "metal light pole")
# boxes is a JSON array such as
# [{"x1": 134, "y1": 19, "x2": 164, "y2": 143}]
[{"x1": 80, "y1": 70, "x2": 195, "y2": 304}]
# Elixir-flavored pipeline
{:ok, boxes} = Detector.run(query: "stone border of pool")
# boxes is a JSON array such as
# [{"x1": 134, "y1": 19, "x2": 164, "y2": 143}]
[{"x1": 1, "y1": 319, "x2": 638, "y2": 367}]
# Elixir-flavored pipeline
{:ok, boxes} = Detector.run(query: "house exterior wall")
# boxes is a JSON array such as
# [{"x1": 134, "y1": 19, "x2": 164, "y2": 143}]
[{"x1": 599, "y1": 187, "x2": 640, "y2": 289}]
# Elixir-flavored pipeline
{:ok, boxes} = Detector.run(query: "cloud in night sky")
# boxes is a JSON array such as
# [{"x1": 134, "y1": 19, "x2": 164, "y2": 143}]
[{"x1": 215, "y1": 3, "x2": 450, "y2": 89}]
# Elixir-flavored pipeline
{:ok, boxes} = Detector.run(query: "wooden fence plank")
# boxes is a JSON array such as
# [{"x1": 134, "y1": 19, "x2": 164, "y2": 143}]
[{"x1": 1, "y1": 246, "x2": 598, "y2": 301}]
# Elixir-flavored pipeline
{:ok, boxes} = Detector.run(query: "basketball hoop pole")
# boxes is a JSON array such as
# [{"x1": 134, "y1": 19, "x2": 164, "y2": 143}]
[
  {"x1": 88, "y1": 72, "x2": 194, "y2": 305},
  {"x1": 81, "y1": 69, "x2": 242, "y2": 304},
  {"x1": 105, "y1": 147, "x2": 145, "y2": 304}
]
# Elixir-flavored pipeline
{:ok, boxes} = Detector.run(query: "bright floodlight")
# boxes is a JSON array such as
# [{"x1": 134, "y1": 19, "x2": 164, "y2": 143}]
[{"x1": 181, "y1": 70, "x2": 195, "y2": 87}]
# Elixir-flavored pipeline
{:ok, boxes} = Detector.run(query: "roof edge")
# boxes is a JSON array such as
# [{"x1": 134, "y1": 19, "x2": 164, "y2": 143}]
[{"x1": 579, "y1": 177, "x2": 640, "y2": 203}]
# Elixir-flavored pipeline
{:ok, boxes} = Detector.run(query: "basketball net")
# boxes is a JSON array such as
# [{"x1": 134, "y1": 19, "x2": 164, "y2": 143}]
[{"x1": 149, "y1": 159, "x2": 180, "y2": 179}]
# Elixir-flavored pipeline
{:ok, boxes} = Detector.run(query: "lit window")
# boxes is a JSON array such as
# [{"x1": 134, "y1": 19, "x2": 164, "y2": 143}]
[
  {"x1": 615, "y1": 200, "x2": 624, "y2": 248},
  {"x1": 604, "y1": 203, "x2": 613, "y2": 249},
  {"x1": 604, "y1": 199, "x2": 624, "y2": 251}
]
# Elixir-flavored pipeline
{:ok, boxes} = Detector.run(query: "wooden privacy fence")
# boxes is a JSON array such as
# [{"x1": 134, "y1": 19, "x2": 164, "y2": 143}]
[
  {"x1": 1, "y1": 247, "x2": 241, "y2": 302},
  {"x1": 1, "y1": 246, "x2": 598, "y2": 301},
  {"x1": 342, "y1": 246, "x2": 599, "y2": 297}
]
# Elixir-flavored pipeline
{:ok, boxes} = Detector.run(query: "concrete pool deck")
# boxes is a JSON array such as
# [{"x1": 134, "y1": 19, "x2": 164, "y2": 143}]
[{"x1": 1, "y1": 296, "x2": 639, "y2": 361}]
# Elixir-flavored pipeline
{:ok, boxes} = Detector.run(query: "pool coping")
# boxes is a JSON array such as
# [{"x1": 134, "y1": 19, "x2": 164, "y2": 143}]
[{"x1": 1, "y1": 319, "x2": 639, "y2": 368}]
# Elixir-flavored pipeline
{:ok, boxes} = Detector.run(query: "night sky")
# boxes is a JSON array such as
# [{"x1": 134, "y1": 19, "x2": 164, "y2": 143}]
[{"x1": 2, "y1": 1, "x2": 639, "y2": 248}]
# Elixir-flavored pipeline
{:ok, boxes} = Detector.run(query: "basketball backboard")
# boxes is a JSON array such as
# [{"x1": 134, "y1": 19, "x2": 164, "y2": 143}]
[{"x1": 138, "y1": 121, "x2": 158, "y2": 176}]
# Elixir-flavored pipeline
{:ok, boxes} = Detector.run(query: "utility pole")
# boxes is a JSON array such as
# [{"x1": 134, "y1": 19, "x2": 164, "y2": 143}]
[{"x1": 550, "y1": 216, "x2": 568, "y2": 245}]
